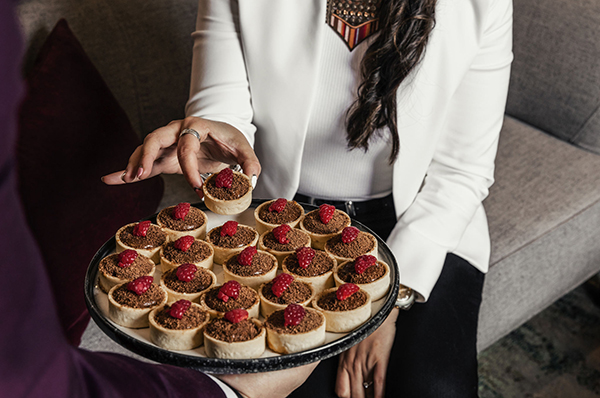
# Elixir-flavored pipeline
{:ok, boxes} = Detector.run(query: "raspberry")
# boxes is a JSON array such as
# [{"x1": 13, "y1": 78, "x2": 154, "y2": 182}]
[
  {"x1": 117, "y1": 249, "x2": 138, "y2": 268},
  {"x1": 341, "y1": 226, "x2": 360, "y2": 243},
  {"x1": 224, "y1": 308, "x2": 248, "y2": 324},
  {"x1": 169, "y1": 299, "x2": 192, "y2": 319},
  {"x1": 269, "y1": 198, "x2": 287, "y2": 213},
  {"x1": 173, "y1": 202, "x2": 191, "y2": 220},
  {"x1": 319, "y1": 204, "x2": 336, "y2": 224},
  {"x1": 354, "y1": 255, "x2": 377, "y2": 274},
  {"x1": 295, "y1": 247, "x2": 315, "y2": 269},
  {"x1": 132, "y1": 220, "x2": 151, "y2": 237},
  {"x1": 174, "y1": 235, "x2": 195, "y2": 252},
  {"x1": 214, "y1": 167, "x2": 233, "y2": 188},
  {"x1": 284, "y1": 303, "x2": 306, "y2": 327},
  {"x1": 336, "y1": 283, "x2": 360, "y2": 301},
  {"x1": 218, "y1": 280, "x2": 241, "y2": 302},
  {"x1": 127, "y1": 275, "x2": 154, "y2": 296},
  {"x1": 273, "y1": 224, "x2": 291, "y2": 244},
  {"x1": 220, "y1": 220, "x2": 238, "y2": 237},
  {"x1": 272, "y1": 273, "x2": 294, "y2": 297},
  {"x1": 176, "y1": 263, "x2": 197, "y2": 282},
  {"x1": 238, "y1": 246, "x2": 257, "y2": 266}
]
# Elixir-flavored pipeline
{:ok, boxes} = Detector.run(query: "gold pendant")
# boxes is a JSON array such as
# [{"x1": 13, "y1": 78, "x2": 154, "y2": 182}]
[{"x1": 326, "y1": 0, "x2": 381, "y2": 51}]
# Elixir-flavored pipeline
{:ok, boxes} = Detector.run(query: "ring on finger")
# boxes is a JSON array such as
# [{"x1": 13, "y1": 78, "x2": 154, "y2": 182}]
[
  {"x1": 121, "y1": 171, "x2": 127, "y2": 183},
  {"x1": 363, "y1": 381, "x2": 373, "y2": 389},
  {"x1": 179, "y1": 128, "x2": 201, "y2": 141}
]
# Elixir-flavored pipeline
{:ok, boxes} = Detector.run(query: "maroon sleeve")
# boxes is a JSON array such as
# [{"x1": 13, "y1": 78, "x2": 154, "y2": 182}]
[{"x1": 0, "y1": 2, "x2": 225, "y2": 397}]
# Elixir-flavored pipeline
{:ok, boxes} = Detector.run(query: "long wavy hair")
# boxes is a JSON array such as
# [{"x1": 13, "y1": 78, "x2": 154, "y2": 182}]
[{"x1": 345, "y1": 0, "x2": 437, "y2": 163}]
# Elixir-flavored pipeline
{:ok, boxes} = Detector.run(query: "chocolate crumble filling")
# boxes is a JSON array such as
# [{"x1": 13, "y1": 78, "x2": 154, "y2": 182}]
[
  {"x1": 119, "y1": 224, "x2": 166, "y2": 250},
  {"x1": 283, "y1": 250, "x2": 334, "y2": 277},
  {"x1": 224, "y1": 252, "x2": 276, "y2": 277},
  {"x1": 157, "y1": 206, "x2": 206, "y2": 232},
  {"x1": 203, "y1": 285, "x2": 258, "y2": 313},
  {"x1": 317, "y1": 290, "x2": 368, "y2": 311},
  {"x1": 162, "y1": 240, "x2": 212, "y2": 264},
  {"x1": 262, "y1": 229, "x2": 310, "y2": 252},
  {"x1": 99, "y1": 253, "x2": 154, "y2": 279},
  {"x1": 258, "y1": 200, "x2": 303, "y2": 225},
  {"x1": 153, "y1": 304, "x2": 209, "y2": 330},
  {"x1": 162, "y1": 267, "x2": 214, "y2": 294},
  {"x1": 111, "y1": 284, "x2": 165, "y2": 309},
  {"x1": 265, "y1": 308, "x2": 324, "y2": 334},
  {"x1": 302, "y1": 209, "x2": 350, "y2": 235},
  {"x1": 337, "y1": 261, "x2": 386, "y2": 284},
  {"x1": 261, "y1": 281, "x2": 313, "y2": 304},
  {"x1": 205, "y1": 318, "x2": 262, "y2": 343},
  {"x1": 208, "y1": 226, "x2": 257, "y2": 249},
  {"x1": 325, "y1": 232, "x2": 376, "y2": 259},
  {"x1": 205, "y1": 173, "x2": 250, "y2": 200}
]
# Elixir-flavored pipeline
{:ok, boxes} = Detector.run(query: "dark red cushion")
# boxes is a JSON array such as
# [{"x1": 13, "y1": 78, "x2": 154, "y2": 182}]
[{"x1": 16, "y1": 19, "x2": 164, "y2": 346}]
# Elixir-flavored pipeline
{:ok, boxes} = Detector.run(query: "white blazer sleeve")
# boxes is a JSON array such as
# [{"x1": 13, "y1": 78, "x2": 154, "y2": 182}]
[
  {"x1": 185, "y1": 0, "x2": 256, "y2": 146},
  {"x1": 388, "y1": 0, "x2": 514, "y2": 301}
]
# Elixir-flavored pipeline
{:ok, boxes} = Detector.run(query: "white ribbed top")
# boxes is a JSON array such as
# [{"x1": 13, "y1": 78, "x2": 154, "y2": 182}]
[{"x1": 297, "y1": 28, "x2": 393, "y2": 202}]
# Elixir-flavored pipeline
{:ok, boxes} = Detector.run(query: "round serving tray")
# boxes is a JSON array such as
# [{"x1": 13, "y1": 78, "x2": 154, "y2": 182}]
[{"x1": 84, "y1": 200, "x2": 399, "y2": 374}]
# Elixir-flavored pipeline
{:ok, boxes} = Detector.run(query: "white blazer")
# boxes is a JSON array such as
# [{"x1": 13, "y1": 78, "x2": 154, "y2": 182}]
[{"x1": 186, "y1": 0, "x2": 513, "y2": 301}]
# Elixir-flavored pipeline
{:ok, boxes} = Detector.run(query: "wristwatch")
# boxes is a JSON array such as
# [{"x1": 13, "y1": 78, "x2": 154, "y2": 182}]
[{"x1": 394, "y1": 285, "x2": 415, "y2": 310}]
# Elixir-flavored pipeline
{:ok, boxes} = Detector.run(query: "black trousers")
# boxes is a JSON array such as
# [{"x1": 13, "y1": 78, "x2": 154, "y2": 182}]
[{"x1": 290, "y1": 195, "x2": 484, "y2": 398}]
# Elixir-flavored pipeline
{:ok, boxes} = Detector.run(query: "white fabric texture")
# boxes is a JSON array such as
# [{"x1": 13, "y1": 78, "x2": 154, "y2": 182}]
[{"x1": 186, "y1": 0, "x2": 513, "y2": 301}]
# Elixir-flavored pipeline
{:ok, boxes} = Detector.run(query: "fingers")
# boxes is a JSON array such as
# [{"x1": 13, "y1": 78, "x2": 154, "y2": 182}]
[
  {"x1": 177, "y1": 132, "x2": 205, "y2": 194},
  {"x1": 372, "y1": 362, "x2": 386, "y2": 398}
]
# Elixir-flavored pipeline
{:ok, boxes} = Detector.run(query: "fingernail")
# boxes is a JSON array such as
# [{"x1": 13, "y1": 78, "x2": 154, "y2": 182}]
[
  {"x1": 136, "y1": 167, "x2": 143, "y2": 179},
  {"x1": 194, "y1": 187, "x2": 204, "y2": 199},
  {"x1": 100, "y1": 176, "x2": 105, "y2": 183},
  {"x1": 251, "y1": 174, "x2": 257, "y2": 189}
]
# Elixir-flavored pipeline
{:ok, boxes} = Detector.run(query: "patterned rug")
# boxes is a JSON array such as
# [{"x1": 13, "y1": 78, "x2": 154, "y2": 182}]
[{"x1": 478, "y1": 274, "x2": 600, "y2": 397}]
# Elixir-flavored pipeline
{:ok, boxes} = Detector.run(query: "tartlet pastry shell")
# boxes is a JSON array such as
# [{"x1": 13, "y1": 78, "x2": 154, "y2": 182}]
[
  {"x1": 206, "y1": 224, "x2": 259, "y2": 265},
  {"x1": 98, "y1": 258, "x2": 156, "y2": 294},
  {"x1": 160, "y1": 268, "x2": 217, "y2": 304},
  {"x1": 299, "y1": 210, "x2": 351, "y2": 250},
  {"x1": 156, "y1": 207, "x2": 208, "y2": 242},
  {"x1": 333, "y1": 260, "x2": 391, "y2": 301},
  {"x1": 258, "y1": 281, "x2": 315, "y2": 318},
  {"x1": 258, "y1": 230, "x2": 312, "y2": 267},
  {"x1": 312, "y1": 287, "x2": 372, "y2": 333},
  {"x1": 203, "y1": 318, "x2": 266, "y2": 359},
  {"x1": 222, "y1": 250, "x2": 278, "y2": 291},
  {"x1": 253, "y1": 200, "x2": 304, "y2": 235},
  {"x1": 199, "y1": 288, "x2": 261, "y2": 319},
  {"x1": 202, "y1": 171, "x2": 252, "y2": 215},
  {"x1": 159, "y1": 239, "x2": 215, "y2": 273},
  {"x1": 281, "y1": 254, "x2": 337, "y2": 295},
  {"x1": 324, "y1": 234, "x2": 378, "y2": 264},
  {"x1": 108, "y1": 283, "x2": 168, "y2": 328},
  {"x1": 149, "y1": 303, "x2": 210, "y2": 350},
  {"x1": 266, "y1": 308, "x2": 326, "y2": 354},
  {"x1": 115, "y1": 223, "x2": 164, "y2": 264}
]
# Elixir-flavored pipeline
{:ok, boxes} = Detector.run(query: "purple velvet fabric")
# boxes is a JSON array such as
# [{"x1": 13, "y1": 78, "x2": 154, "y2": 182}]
[{"x1": 0, "y1": 2, "x2": 225, "y2": 397}]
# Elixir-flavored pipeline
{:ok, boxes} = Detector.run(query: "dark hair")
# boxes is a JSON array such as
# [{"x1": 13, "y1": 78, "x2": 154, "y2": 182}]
[{"x1": 345, "y1": 0, "x2": 437, "y2": 163}]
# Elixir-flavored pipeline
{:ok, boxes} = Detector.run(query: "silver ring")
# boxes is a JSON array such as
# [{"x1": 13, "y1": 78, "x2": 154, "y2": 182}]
[
  {"x1": 179, "y1": 128, "x2": 201, "y2": 141},
  {"x1": 120, "y1": 171, "x2": 127, "y2": 183},
  {"x1": 363, "y1": 381, "x2": 373, "y2": 389}
]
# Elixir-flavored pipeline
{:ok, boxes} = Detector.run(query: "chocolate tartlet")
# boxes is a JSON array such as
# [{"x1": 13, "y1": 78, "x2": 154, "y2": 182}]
[
  {"x1": 149, "y1": 301, "x2": 210, "y2": 350},
  {"x1": 300, "y1": 208, "x2": 351, "y2": 250},
  {"x1": 258, "y1": 227, "x2": 311, "y2": 266},
  {"x1": 222, "y1": 249, "x2": 278, "y2": 291},
  {"x1": 98, "y1": 251, "x2": 155, "y2": 294},
  {"x1": 254, "y1": 199, "x2": 304, "y2": 235},
  {"x1": 115, "y1": 221, "x2": 167, "y2": 264},
  {"x1": 265, "y1": 305, "x2": 326, "y2": 354},
  {"x1": 160, "y1": 264, "x2": 217, "y2": 304},
  {"x1": 334, "y1": 257, "x2": 391, "y2": 301},
  {"x1": 312, "y1": 285, "x2": 371, "y2": 333},
  {"x1": 324, "y1": 229, "x2": 378, "y2": 263},
  {"x1": 258, "y1": 278, "x2": 315, "y2": 318},
  {"x1": 202, "y1": 169, "x2": 252, "y2": 215},
  {"x1": 282, "y1": 248, "x2": 336, "y2": 294},
  {"x1": 159, "y1": 237, "x2": 214, "y2": 272},
  {"x1": 200, "y1": 284, "x2": 260, "y2": 319},
  {"x1": 203, "y1": 315, "x2": 266, "y2": 359},
  {"x1": 156, "y1": 203, "x2": 207, "y2": 241},
  {"x1": 206, "y1": 223, "x2": 259, "y2": 264},
  {"x1": 108, "y1": 279, "x2": 168, "y2": 328}
]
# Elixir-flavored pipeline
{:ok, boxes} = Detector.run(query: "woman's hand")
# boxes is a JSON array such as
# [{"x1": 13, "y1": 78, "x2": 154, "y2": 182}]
[
  {"x1": 335, "y1": 309, "x2": 398, "y2": 398},
  {"x1": 218, "y1": 361, "x2": 320, "y2": 398},
  {"x1": 101, "y1": 117, "x2": 261, "y2": 197}
]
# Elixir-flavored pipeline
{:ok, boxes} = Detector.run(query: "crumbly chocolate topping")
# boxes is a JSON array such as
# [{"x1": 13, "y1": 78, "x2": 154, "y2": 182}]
[
  {"x1": 99, "y1": 252, "x2": 154, "y2": 279},
  {"x1": 205, "y1": 172, "x2": 250, "y2": 200},
  {"x1": 157, "y1": 206, "x2": 206, "y2": 232},
  {"x1": 302, "y1": 209, "x2": 350, "y2": 235},
  {"x1": 283, "y1": 250, "x2": 334, "y2": 277},
  {"x1": 317, "y1": 290, "x2": 368, "y2": 311},
  {"x1": 208, "y1": 225, "x2": 257, "y2": 249},
  {"x1": 265, "y1": 308, "x2": 324, "y2": 334},
  {"x1": 257, "y1": 200, "x2": 303, "y2": 225},
  {"x1": 153, "y1": 304, "x2": 209, "y2": 330},
  {"x1": 261, "y1": 281, "x2": 313, "y2": 304},
  {"x1": 325, "y1": 232, "x2": 376, "y2": 259},
  {"x1": 337, "y1": 261, "x2": 386, "y2": 284},
  {"x1": 262, "y1": 229, "x2": 310, "y2": 252},
  {"x1": 111, "y1": 284, "x2": 165, "y2": 309},
  {"x1": 225, "y1": 252, "x2": 276, "y2": 277},
  {"x1": 119, "y1": 224, "x2": 166, "y2": 250},
  {"x1": 204, "y1": 285, "x2": 258, "y2": 313},
  {"x1": 205, "y1": 318, "x2": 262, "y2": 343},
  {"x1": 162, "y1": 240, "x2": 212, "y2": 264},
  {"x1": 162, "y1": 267, "x2": 214, "y2": 293}
]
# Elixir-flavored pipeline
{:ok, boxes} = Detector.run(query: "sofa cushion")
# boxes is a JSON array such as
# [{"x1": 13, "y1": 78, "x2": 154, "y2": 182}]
[
  {"x1": 506, "y1": 0, "x2": 600, "y2": 155},
  {"x1": 16, "y1": 19, "x2": 164, "y2": 346}
]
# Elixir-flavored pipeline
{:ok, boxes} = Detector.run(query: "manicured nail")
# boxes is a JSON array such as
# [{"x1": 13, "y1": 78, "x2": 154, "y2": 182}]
[
  {"x1": 136, "y1": 167, "x2": 143, "y2": 179},
  {"x1": 251, "y1": 174, "x2": 257, "y2": 189},
  {"x1": 194, "y1": 187, "x2": 204, "y2": 200}
]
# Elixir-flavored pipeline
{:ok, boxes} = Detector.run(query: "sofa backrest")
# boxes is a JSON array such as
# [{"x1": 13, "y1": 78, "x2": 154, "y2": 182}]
[
  {"x1": 506, "y1": 0, "x2": 600, "y2": 155},
  {"x1": 17, "y1": 0, "x2": 198, "y2": 138}
]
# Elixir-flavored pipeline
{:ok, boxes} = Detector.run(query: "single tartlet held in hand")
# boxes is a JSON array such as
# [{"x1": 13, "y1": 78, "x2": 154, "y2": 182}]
[{"x1": 202, "y1": 168, "x2": 252, "y2": 215}]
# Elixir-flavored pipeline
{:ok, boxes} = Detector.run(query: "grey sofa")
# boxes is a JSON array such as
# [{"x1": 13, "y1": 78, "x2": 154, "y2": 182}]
[{"x1": 16, "y1": 0, "x2": 600, "y2": 354}]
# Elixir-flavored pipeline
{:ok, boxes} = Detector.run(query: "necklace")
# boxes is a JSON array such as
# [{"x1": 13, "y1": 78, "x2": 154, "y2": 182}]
[{"x1": 326, "y1": 0, "x2": 381, "y2": 50}]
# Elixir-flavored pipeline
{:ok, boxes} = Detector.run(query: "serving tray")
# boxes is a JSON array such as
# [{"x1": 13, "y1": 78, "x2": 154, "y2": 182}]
[{"x1": 84, "y1": 200, "x2": 399, "y2": 374}]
